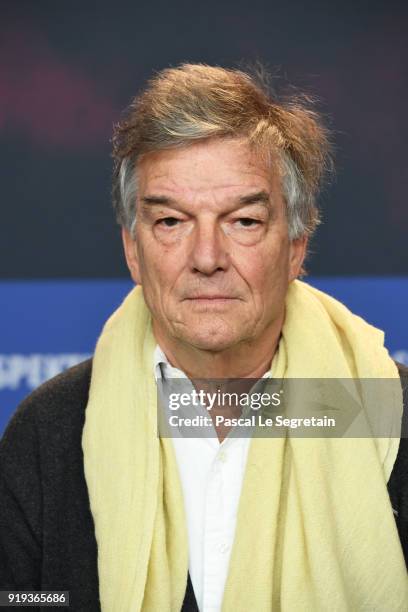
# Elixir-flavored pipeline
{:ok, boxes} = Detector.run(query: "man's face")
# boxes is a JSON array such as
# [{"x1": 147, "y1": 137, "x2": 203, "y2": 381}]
[{"x1": 123, "y1": 138, "x2": 306, "y2": 353}]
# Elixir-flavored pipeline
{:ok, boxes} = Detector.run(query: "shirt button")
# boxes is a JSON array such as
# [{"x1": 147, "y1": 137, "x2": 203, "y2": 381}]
[
  {"x1": 218, "y1": 451, "x2": 227, "y2": 463},
  {"x1": 219, "y1": 542, "x2": 230, "y2": 554}
]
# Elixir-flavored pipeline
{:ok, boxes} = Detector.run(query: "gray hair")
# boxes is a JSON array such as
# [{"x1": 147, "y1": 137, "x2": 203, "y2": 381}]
[{"x1": 112, "y1": 63, "x2": 332, "y2": 241}]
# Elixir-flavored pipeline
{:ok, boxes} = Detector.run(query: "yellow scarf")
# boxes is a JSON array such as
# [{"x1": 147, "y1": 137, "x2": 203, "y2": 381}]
[{"x1": 82, "y1": 280, "x2": 408, "y2": 611}]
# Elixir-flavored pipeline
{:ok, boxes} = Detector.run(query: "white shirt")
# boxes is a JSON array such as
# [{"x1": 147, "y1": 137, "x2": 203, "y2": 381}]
[{"x1": 154, "y1": 345, "x2": 270, "y2": 612}]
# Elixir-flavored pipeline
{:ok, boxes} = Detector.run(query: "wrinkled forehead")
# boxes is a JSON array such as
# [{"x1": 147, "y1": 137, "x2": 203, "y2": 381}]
[{"x1": 136, "y1": 137, "x2": 283, "y2": 203}]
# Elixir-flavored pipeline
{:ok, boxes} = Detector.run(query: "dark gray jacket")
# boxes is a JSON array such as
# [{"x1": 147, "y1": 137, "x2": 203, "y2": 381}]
[{"x1": 0, "y1": 359, "x2": 407, "y2": 611}]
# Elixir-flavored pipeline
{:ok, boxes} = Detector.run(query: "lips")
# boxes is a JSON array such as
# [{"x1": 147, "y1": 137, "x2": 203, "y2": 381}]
[{"x1": 184, "y1": 296, "x2": 239, "y2": 300}]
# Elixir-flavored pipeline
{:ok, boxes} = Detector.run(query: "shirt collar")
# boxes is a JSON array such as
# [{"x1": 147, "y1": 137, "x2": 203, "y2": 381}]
[
  {"x1": 154, "y1": 344, "x2": 272, "y2": 381},
  {"x1": 154, "y1": 344, "x2": 188, "y2": 381}
]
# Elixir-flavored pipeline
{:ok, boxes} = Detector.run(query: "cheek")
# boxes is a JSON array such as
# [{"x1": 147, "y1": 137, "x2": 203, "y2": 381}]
[
  {"x1": 138, "y1": 243, "x2": 184, "y2": 297},
  {"x1": 231, "y1": 240, "x2": 289, "y2": 295}
]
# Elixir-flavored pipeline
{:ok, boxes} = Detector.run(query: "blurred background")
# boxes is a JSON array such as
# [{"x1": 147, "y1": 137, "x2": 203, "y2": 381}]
[{"x1": 1, "y1": 0, "x2": 407, "y2": 431}]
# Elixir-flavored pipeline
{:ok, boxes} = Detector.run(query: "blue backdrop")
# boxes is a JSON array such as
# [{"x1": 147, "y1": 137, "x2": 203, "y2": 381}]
[{"x1": 1, "y1": 277, "x2": 407, "y2": 434}]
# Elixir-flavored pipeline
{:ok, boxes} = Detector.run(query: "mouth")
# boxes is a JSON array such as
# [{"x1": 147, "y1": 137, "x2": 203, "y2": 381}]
[
  {"x1": 183, "y1": 296, "x2": 240, "y2": 307},
  {"x1": 184, "y1": 296, "x2": 239, "y2": 301}
]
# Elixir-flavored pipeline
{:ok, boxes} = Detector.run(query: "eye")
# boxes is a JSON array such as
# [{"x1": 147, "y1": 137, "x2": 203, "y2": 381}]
[
  {"x1": 236, "y1": 218, "x2": 262, "y2": 228},
  {"x1": 157, "y1": 217, "x2": 180, "y2": 227}
]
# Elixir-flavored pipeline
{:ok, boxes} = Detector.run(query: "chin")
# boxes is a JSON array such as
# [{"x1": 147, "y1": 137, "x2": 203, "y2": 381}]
[{"x1": 178, "y1": 325, "x2": 243, "y2": 353}]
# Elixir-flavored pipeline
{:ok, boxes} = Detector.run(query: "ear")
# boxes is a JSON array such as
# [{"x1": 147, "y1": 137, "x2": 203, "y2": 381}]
[
  {"x1": 288, "y1": 236, "x2": 308, "y2": 282},
  {"x1": 122, "y1": 227, "x2": 142, "y2": 285}
]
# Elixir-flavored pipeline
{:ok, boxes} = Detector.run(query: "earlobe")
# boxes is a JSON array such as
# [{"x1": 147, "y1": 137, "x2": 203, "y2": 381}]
[
  {"x1": 122, "y1": 227, "x2": 142, "y2": 285},
  {"x1": 289, "y1": 236, "x2": 308, "y2": 281}
]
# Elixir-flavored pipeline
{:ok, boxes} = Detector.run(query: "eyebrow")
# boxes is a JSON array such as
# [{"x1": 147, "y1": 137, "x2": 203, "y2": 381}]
[
  {"x1": 141, "y1": 195, "x2": 176, "y2": 205},
  {"x1": 140, "y1": 190, "x2": 271, "y2": 207},
  {"x1": 238, "y1": 190, "x2": 270, "y2": 206}
]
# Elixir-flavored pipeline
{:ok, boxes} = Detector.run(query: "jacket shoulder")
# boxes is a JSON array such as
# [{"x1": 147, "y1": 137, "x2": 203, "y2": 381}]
[
  {"x1": 389, "y1": 361, "x2": 408, "y2": 483},
  {"x1": 387, "y1": 361, "x2": 408, "y2": 567},
  {"x1": 0, "y1": 359, "x2": 93, "y2": 469},
  {"x1": 3, "y1": 359, "x2": 92, "y2": 432},
  {"x1": 0, "y1": 360, "x2": 99, "y2": 600}
]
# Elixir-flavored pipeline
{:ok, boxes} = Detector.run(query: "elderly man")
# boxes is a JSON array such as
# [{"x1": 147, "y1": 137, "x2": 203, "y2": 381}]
[{"x1": 1, "y1": 64, "x2": 407, "y2": 611}]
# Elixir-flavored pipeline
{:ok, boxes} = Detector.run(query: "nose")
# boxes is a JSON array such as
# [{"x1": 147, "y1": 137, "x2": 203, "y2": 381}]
[{"x1": 190, "y1": 217, "x2": 229, "y2": 275}]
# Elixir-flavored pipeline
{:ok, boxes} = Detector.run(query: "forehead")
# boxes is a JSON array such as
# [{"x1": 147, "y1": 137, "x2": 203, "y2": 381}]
[{"x1": 137, "y1": 138, "x2": 280, "y2": 199}]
